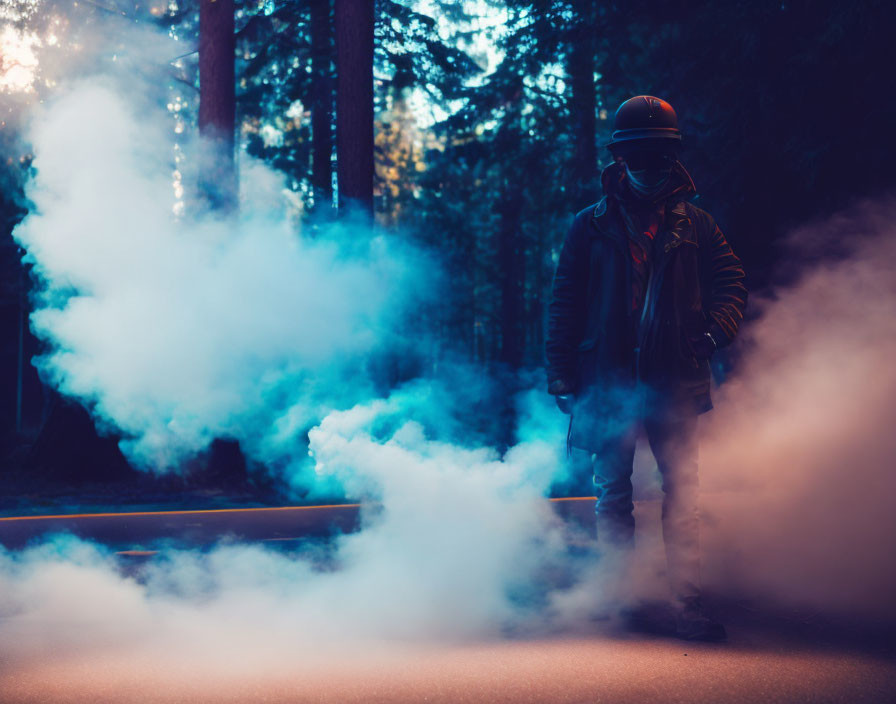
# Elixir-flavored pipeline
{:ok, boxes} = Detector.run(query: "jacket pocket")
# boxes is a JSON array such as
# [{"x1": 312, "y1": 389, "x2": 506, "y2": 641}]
[{"x1": 675, "y1": 311, "x2": 703, "y2": 373}]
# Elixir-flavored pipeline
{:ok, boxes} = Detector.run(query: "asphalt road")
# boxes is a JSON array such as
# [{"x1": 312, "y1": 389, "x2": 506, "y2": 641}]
[
  {"x1": 1, "y1": 629, "x2": 893, "y2": 703},
  {"x1": 0, "y1": 502, "x2": 364, "y2": 550},
  {"x1": 0, "y1": 499, "x2": 893, "y2": 703},
  {"x1": 0, "y1": 497, "x2": 596, "y2": 550}
]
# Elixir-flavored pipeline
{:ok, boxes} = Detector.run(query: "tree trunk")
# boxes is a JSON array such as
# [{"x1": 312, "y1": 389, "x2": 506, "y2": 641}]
[
  {"x1": 569, "y1": 2, "x2": 598, "y2": 204},
  {"x1": 199, "y1": 0, "x2": 246, "y2": 485},
  {"x1": 494, "y1": 181, "x2": 526, "y2": 453},
  {"x1": 497, "y1": 185, "x2": 525, "y2": 369},
  {"x1": 334, "y1": 0, "x2": 374, "y2": 221},
  {"x1": 310, "y1": 0, "x2": 335, "y2": 215},
  {"x1": 199, "y1": 0, "x2": 237, "y2": 212}
]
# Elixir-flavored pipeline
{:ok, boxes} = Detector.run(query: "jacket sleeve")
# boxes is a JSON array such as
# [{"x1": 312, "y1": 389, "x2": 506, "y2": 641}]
[
  {"x1": 700, "y1": 214, "x2": 747, "y2": 347},
  {"x1": 545, "y1": 212, "x2": 589, "y2": 387}
]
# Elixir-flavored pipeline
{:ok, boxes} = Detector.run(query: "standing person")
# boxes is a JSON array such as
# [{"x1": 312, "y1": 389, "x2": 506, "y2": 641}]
[{"x1": 545, "y1": 96, "x2": 747, "y2": 641}]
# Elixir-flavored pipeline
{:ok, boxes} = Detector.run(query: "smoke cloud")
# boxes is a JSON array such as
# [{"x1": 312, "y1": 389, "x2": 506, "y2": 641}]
[
  {"x1": 699, "y1": 198, "x2": 896, "y2": 623},
  {"x1": 15, "y1": 76, "x2": 431, "y2": 483},
  {"x1": 4, "y1": 17, "x2": 582, "y2": 662},
  {"x1": 0, "y1": 392, "x2": 573, "y2": 675}
]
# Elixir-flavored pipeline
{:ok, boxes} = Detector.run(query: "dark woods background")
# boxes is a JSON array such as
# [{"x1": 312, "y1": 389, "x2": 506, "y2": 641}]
[{"x1": 0, "y1": 0, "x2": 894, "y2": 507}]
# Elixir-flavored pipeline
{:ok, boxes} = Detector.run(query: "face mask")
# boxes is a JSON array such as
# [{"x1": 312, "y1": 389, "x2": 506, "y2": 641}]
[{"x1": 624, "y1": 162, "x2": 674, "y2": 197}]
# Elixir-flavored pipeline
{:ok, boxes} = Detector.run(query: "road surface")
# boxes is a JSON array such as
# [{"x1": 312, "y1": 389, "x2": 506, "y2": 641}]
[
  {"x1": 1, "y1": 626, "x2": 893, "y2": 703},
  {"x1": 0, "y1": 502, "x2": 363, "y2": 550},
  {"x1": 0, "y1": 499, "x2": 892, "y2": 703},
  {"x1": 0, "y1": 497, "x2": 597, "y2": 550}
]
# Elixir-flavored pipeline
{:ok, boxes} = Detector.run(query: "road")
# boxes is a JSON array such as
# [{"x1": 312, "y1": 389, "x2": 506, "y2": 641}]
[
  {"x1": 1, "y1": 626, "x2": 893, "y2": 703},
  {"x1": 0, "y1": 497, "x2": 595, "y2": 550},
  {"x1": 0, "y1": 502, "x2": 363, "y2": 550},
  {"x1": 0, "y1": 499, "x2": 893, "y2": 703}
]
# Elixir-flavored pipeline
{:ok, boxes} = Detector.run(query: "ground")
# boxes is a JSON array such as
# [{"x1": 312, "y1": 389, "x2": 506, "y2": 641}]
[
  {"x1": 2, "y1": 627, "x2": 893, "y2": 703},
  {"x1": 0, "y1": 501, "x2": 893, "y2": 703}
]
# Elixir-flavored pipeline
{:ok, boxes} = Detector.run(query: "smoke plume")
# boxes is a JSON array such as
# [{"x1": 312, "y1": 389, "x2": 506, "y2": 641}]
[
  {"x1": 15, "y1": 77, "x2": 429, "y2": 484},
  {"x1": 699, "y1": 198, "x2": 896, "y2": 622}
]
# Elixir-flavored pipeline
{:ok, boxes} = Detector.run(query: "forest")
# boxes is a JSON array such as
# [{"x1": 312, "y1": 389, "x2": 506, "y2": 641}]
[{"x1": 0, "y1": 0, "x2": 894, "y2": 507}]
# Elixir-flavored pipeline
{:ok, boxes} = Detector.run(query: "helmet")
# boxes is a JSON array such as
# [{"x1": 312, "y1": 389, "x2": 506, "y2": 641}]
[{"x1": 607, "y1": 95, "x2": 681, "y2": 150}]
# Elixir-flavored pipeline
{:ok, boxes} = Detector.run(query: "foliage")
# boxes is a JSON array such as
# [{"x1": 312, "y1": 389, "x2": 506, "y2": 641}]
[{"x1": 2, "y1": 0, "x2": 895, "y2": 483}]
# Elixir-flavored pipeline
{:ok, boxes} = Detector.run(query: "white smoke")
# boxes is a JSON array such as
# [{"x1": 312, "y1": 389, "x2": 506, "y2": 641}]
[
  {"x1": 15, "y1": 78, "x2": 427, "y2": 479},
  {"x1": 0, "y1": 391, "x2": 570, "y2": 667},
  {"x1": 2, "y1": 16, "x2": 590, "y2": 676}
]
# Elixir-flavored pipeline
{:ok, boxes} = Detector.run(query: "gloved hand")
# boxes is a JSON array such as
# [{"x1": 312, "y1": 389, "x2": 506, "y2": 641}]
[
  {"x1": 688, "y1": 331, "x2": 717, "y2": 360},
  {"x1": 555, "y1": 394, "x2": 575, "y2": 415},
  {"x1": 548, "y1": 378, "x2": 576, "y2": 415}
]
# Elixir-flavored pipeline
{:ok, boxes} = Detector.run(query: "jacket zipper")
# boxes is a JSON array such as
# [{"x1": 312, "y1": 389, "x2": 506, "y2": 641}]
[{"x1": 634, "y1": 235, "x2": 683, "y2": 381}]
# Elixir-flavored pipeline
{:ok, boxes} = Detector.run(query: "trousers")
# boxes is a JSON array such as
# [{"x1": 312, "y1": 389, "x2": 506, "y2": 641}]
[{"x1": 570, "y1": 401, "x2": 702, "y2": 601}]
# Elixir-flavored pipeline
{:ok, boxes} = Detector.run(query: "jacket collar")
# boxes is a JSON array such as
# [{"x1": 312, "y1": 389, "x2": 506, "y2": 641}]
[
  {"x1": 598, "y1": 159, "x2": 696, "y2": 207},
  {"x1": 591, "y1": 160, "x2": 697, "y2": 248}
]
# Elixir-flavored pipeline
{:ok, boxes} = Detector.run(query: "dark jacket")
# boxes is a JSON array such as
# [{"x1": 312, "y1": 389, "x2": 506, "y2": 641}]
[{"x1": 546, "y1": 161, "x2": 747, "y2": 449}]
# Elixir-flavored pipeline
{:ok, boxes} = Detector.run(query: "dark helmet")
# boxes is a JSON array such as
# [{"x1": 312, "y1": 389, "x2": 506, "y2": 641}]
[{"x1": 607, "y1": 95, "x2": 681, "y2": 150}]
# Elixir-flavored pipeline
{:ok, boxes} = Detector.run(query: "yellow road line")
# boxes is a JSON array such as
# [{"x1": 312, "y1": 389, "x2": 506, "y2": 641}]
[
  {"x1": 0, "y1": 497, "x2": 596, "y2": 523},
  {"x1": 0, "y1": 503, "x2": 362, "y2": 522}
]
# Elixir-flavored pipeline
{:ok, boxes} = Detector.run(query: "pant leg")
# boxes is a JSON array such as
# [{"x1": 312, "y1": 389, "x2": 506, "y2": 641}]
[
  {"x1": 565, "y1": 447, "x2": 599, "y2": 542},
  {"x1": 592, "y1": 421, "x2": 639, "y2": 549},
  {"x1": 567, "y1": 446, "x2": 598, "y2": 498},
  {"x1": 643, "y1": 409, "x2": 702, "y2": 600}
]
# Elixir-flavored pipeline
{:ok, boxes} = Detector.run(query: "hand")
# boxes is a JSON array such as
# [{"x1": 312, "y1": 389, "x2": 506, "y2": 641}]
[
  {"x1": 555, "y1": 394, "x2": 575, "y2": 415},
  {"x1": 689, "y1": 331, "x2": 717, "y2": 360},
  {"x1": 548, "y1": 379, "x2": 575, "y2": 414}
]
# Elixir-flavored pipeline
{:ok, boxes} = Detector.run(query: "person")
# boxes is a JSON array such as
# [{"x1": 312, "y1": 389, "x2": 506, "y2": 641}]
[{"x1": 545, "y1": 95, "x2": 747, "y2": 641}]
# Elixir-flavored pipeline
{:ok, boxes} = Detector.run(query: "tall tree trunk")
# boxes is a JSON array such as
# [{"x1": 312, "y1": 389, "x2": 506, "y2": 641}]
[
  {"x1": 497, "y1": 184, "x2": 525, "y2": 369},
  {"x1": 334, "y1": 0, "x2": 374, "y2": 221},
  {"x1": 198, "y1": 0, "x2": 246, "y2": 487},
  {"x1": 199, "y1": 0, "x2": 237, "y2": 212},
  {"x1": 495, "y1": 179, "x2": 525, "y2": 452},
  {"x1": 310, "y1": 0, "x2": 335, "y2": 215},
  {"x1": 569, "y1": 2, "x2": 598, "y2": 204}
]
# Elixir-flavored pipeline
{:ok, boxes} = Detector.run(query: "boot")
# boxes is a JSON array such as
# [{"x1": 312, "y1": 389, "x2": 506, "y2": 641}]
[{"x1": 675, "y1": 595, "x2": 727, "y2": 642}]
